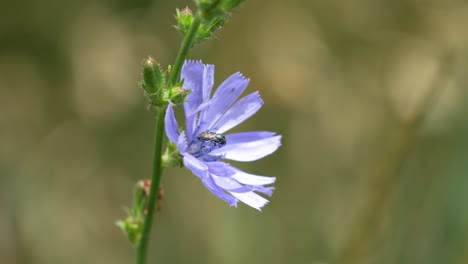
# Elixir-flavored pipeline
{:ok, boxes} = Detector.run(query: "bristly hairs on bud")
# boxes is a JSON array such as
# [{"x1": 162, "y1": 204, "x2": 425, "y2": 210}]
[
  {"x1": 139, "y1": 57, "x2": 167, "y2": 107},
  {"x1": 167, "y1": 79, "x2": 191, "y2": 104},
  {"x1": 194, "y1": 16, "x2": 226, "y2": 44},
  {"x1": 174, "y1": 7, "x2": 194, "y2": 34},
  {"x1": 175, "y1": 6, "x2": 228, "y2": 47}
]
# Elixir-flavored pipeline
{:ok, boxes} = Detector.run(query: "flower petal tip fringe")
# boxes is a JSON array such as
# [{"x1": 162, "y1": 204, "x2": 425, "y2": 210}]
[{"x1": 165, "y1": 60, "x2": 281, "y2": 211}]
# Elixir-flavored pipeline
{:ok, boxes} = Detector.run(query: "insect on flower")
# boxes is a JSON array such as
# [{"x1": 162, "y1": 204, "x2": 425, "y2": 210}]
[
  {"x1": 165, "y1": 60, "x2": 281, "y2": 210},
  {"x1": 197, "y1": 131, "x2": 227, "y2": 146}
]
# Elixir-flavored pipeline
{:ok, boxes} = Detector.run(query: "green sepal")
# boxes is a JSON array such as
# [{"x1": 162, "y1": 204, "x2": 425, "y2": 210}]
[
  {"x1": 116, "y1": 181, "x2": 151, "y2": 247},
  {"x1": 175, "y1": 7, "x2": 194, "y2": 34},
  {"x1": 169, "y1": 87, "x2": 191, "y2": 104},
  {"x1": 166, "y1": 80, "x2": 191, "y2": 104},
  {"x1": 194, "y1": 16, "x2": 226, "y2": 44},
  {"x1": 162, "y1": 141, "x2": 183, "y2": 168},
  {"x1": 116, "y1": 216, "x2": 144, "y2": 247}
]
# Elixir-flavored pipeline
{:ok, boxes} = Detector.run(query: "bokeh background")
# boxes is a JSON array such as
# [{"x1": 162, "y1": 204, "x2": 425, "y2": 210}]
[{"x1": 2, "y1": 0, "x2": 468, "y2": 263}]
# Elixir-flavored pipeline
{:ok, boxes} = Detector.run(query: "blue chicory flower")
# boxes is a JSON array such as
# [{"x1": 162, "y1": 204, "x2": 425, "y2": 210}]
[{"x1": 165, "y1": 60, "x2": 281, "y2": 210}]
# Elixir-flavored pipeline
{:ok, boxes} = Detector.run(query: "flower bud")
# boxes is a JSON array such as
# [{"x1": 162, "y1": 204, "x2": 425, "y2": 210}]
[
  {"x1": 168, "y1": 86, "x2": 191, "y2": 104},
  {"x1": 141, "y1": 57, "x2": 164, "y2": 94},
  {"x1": 175, "y1": 7, "x2": 194, "y2": 35}
]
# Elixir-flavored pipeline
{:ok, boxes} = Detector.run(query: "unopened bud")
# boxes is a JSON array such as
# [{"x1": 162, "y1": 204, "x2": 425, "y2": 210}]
[
  {"x1": 181, "y1": 7, "x2": 192, "y2": 16},
  {"x1": 175, "y1": 7, "x2": 194, "y2": 34},
  {"x1": 141, "y1": 57, "x2": 164, "y2": 94},
  {"x1": 169, "y1": 86, "x2": 191, "y2": 104}
]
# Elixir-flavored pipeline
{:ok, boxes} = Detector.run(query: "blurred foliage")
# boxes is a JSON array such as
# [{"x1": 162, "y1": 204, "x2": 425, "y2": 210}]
[{"x1": 1, "y1": 0, "x2": 468, "y2": 264}]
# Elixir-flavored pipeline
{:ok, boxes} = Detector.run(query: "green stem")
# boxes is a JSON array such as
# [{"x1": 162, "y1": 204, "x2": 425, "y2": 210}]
[
  {"x1": 136, "y1": 108, "x2": 166, "y2": 264},
  {"x1": 168, "y1": 13, "x2": 202, "y2": 86},
  {"x1": 136, "y1": 12, "x2": 203, "y2": 264}
]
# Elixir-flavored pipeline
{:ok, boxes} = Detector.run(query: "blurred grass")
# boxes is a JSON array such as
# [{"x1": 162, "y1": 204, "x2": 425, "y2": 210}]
[{"x1": 1, "y1": 0, "x2": 468, "y2": 264}]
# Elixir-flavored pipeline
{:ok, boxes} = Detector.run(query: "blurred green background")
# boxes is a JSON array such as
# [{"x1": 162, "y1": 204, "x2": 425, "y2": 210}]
[{"x1": 2, "y1": 0, "x2": 468, "y2": 263}]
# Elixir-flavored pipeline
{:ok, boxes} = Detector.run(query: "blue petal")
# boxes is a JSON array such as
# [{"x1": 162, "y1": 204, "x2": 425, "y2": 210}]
[
  {"x1": 185, "y1": 114, "x2": 198, "y2": 143},
  {"x1": 212, "y1": 176, "x2": 273, "y2": 195},
  {"x1": 202, "y1": 64, "x2": 215, "y2": 102},
  {"x1": 231, "y1": 169, "x2": 276, "y2": 186},
  {"x1": 181, "y1": 61, "x2": 204, "y2": 139},
  {"x1": 213, "y1": 175, "x2": 270, "y2": 210},
  {"x1": 164, "y1": 103, "x2": 179, "y2": 144},
  {"x1": 230, "y1": 191, "x2": 269, "y2": 211},
  {"x1": 206, "y1": 161, "x2": 236, "y2": 177},
  {"x1": 215, "y1": 91, "x2": 264, "y2": 134},
  {"x1": 183, "y1": 154, "x2": 209, "y2": 179},
  {"x1": 199, "y1": 72, "x2": 250, "y2": 132},
  {"x1": 210, "y1": 133, "x2": 282, "y2": 162},
  {"x1": 212, "y1": 176, "x2": 245, "y2": 190},
  {"x1": 225, "y1": 131, "x2": 277, "y2": 144},
  {"x1": 177, "y1": 131, "x2": 188, "y2": 153},
  {"x1": 218, "y1": 184, "x2": 274, "y2": 196},
  {"x1": 201, "y1": 176, "x2": 238, "y2": 207},
  {"x1": 197, "y1": 64, "x2": 215, "y2": 127},
  {"x1": 252, "y1": 186, "x2": 275, "y2": 196},
  {"x1": 184, "y1": 154, "x2": 238, "y2": 207}
]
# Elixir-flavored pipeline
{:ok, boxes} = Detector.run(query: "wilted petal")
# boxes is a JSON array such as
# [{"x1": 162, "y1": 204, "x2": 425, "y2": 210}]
[
  {"x1": 183, "y1": 154, "x2": 209, "y2": 179},
  {"x1": 164, "y1": 104, "x2": 179, "y2": 144},
  {"x1": 200, "y1": 72, "x2": 250, "y2": 131},
  {"x1": 210, "y1": 135, "x2": 282, "y2": 162},
  {"x1": 202, "y1": 176, "x2": 238, "y2": 207},
  {"x1": 215, "y1": 91, "x2": 264, "y2": 134},
  {"x1": 231, "y1": 170, "x2": 276, "y2": 186}
]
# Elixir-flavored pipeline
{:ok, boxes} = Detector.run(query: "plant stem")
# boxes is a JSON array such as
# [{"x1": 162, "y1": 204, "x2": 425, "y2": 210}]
[
  {"x1": 168, "y1": 13, "x2": 202, "y2": 86},
  {"x1": 136, "y1": 11, "x2": 202, "y2": 264},
  {"x1": 136, "y1": 108, "x2": 166, "y2": 264}
]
